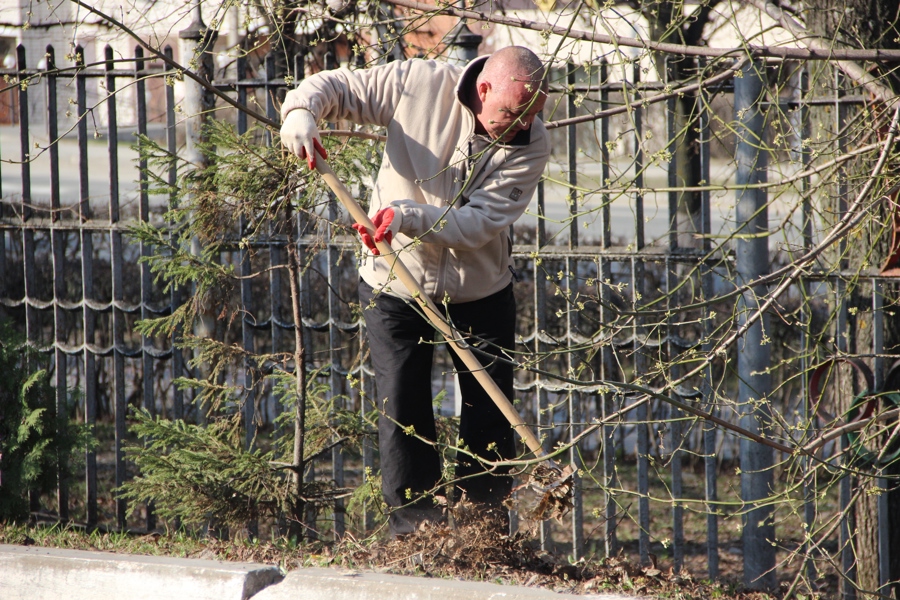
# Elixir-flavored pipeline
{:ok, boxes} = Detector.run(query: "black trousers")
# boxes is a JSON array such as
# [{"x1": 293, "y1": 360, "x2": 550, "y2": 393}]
[{"x1": 359, "y1": 280, "x2": 517, "y2": 530}]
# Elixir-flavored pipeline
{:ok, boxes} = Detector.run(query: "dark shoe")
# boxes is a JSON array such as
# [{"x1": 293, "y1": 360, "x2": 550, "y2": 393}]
[{"x1": 388, "y1": 506, "x2": 446, "y2": 538}]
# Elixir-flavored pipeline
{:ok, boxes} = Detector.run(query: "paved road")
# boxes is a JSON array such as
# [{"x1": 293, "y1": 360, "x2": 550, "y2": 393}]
[
  {"x1": 1, "y1": 125, "x2": 807, "y2": 251},
  {"x1": 0, "y1": 125, "x2": 151, "y2": 222}
]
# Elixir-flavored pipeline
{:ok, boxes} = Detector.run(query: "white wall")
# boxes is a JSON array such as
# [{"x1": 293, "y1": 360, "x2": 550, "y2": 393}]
[{"x1": 0, "y1": 0, "x2": 255, "y2": 130}]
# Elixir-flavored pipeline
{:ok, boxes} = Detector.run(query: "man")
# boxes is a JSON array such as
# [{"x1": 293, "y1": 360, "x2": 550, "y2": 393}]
[{"x1": 280, "y1": 46, "x2": 550, "y2": 536}]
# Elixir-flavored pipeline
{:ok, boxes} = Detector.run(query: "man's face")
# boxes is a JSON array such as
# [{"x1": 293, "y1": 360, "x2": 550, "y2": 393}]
[{"x1": 476, "y1": 79, "x2": 547, "y2": 142}]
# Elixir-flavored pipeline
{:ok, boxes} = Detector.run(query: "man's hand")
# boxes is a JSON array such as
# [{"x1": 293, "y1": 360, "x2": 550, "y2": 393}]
[
  {"x1": 352, "y1": 207, "x2": 402, "y2": 255},
  {"x1": 280, "y1": 109, "x2": 328, "y2": 169}
]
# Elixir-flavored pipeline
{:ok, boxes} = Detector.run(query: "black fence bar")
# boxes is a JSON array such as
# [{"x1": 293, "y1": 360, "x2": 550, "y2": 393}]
[
  {"x1": 531, "y1": 164, "x2": 552, "y2": 551},
  {"x1": 598, "y1": 57, "x2": 617, "y2": 558},
  {"x1": 666, "y1": 58, "x2": 678, "y2": 254},
  {"x1": 135, "y1": 44, "x2": 156, "y2": 532},
  {"x1": 873, "y1": 281, "x2": 891, "y2": 593},
  {"x1": 799, "y1": 64, "x2": 817, "y2": 585},
  {"x1": 164, "y1": 45, "x2": 184, "y2": 422},
  {"x1": 46, "y1": 44, "x2": 70, "y2": 521},
  {"x1": 104, "y1": 44, "x2": 128, "y2": 530},
  {"x1": 664, "y1": 57, "x2": 685, "y2": 573},
  {"x1": 74, "y1": 45, "x2": 99, "y2": 528},
  {"x1": 18, "y1": 43, "x2": 37, "y2": 517},
  {"x1": 328, "y1": 199, "x2": 346, "y2": 538},
  {"x1": 566, "y1": 63, "x2": 578, "y2": 247},
  {"x1": 266, "y1": 50, "x2": 284, "y2": 449},
  {"x1": 562, "y1": 61, "x2": 584, "y2": 559},
  {"x1": 18, "y1": 45, "x2": 36, "y2": 353},
  {"x1": 632, "y1": 62, "x2": 651, "y2": 566},
  {"x1": 17, "y1": 45, "x2": 30, "y2": 225},
  {"x1": 235, "y1": 49, "x2": 256, "y2": 455},
  {"x1": 697, "y1": 56, "x2": 719, "y2": 581},
  {"x1": 360, "y1": 337, "x2": 376, "y2": 533}
]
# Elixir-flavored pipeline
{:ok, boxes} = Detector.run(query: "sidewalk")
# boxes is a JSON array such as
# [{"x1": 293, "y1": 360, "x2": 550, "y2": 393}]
[{"x1": 1, "y1": 543, "x2": 641, "y2": 600}]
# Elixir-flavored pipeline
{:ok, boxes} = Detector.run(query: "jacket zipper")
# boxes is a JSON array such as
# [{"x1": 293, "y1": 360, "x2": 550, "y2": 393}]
[
  {"x1": 437, "y1": 141, "x2": 470, "y2": 299},
  {"x1": 461, "y1": 137, "x2": 497, "y2": 203}
]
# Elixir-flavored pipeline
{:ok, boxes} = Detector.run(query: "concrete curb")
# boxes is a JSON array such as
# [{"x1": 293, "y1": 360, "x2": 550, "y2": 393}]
[
  {"x1": 0, "y1": 544, "x2": 284, "y2": 600},
  {"x1": 253, "y1": 567, "x2": 640, "y2": 600},
  {"x1": 1, "y1": 544, "x2": 639, "y2": 600}
]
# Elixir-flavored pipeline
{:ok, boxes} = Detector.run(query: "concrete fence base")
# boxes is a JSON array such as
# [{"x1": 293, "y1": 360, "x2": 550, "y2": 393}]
[
  {"x1": 0, "y1": 544, "x2": 638, "y2": 600},
  {"x1": 0, "y1": 544, "x2": 284, "y2": 600},
  {"x1": 253, "y1": 567, "x2": 640, "y2": 600}
]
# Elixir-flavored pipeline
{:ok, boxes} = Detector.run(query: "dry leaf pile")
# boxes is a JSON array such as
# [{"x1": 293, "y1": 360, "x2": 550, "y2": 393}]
[{"x1": 318, "y1": 506, "x2": 777, "y2": 599}]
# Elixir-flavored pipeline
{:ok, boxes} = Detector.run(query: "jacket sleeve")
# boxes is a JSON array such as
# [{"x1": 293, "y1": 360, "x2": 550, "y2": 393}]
[
  {"x1": 392, "y1": 129, "x2": 551, "y2": 251},
  {"x1": 280, "y1": 61, "x2": 411, "y2": 127}
]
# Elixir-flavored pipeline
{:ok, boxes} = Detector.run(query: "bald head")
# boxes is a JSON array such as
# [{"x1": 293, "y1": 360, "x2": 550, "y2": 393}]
[
  {"x1": 476, "y1": 46, "x2": 547, "y2": 96},
  {"x1": 471, "y1": 47, "x2": 548, "y2": 142}
]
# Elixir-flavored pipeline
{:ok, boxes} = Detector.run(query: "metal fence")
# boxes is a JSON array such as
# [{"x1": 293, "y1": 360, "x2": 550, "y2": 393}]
[{"x1": 1, "y1": 33, "x2": 898, "y2": 594}]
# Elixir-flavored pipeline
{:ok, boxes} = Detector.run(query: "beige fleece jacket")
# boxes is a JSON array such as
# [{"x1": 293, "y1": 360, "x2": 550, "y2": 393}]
[{"x1": 281, "y1": 56, "x2": 551, "y2": 303}]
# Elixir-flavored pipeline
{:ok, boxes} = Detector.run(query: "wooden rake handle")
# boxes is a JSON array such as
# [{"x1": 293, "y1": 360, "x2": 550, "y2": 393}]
[{"x1": 315, "y1": 158, "x2": 545, "y2": 458}]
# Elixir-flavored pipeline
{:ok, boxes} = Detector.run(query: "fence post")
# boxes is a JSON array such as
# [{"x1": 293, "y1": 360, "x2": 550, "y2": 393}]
[
  {"x1": 734, "y1": 58, "x2": 776, "y2": 591},
  {"x1": 444, "y1": 18, "x2": 482, "y2": 66},
  {"x1": 179, "y1": 1, "x2": 218, "y2": 421},
  {"x1": 179, "y1": 3, "x2": 217, "y2": 163}
]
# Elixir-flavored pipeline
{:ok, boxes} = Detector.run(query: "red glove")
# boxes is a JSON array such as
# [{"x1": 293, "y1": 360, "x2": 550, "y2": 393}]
[
  {"x1": 300, "y1": 138, "x2": 328, "y2": 170},
  {"x1": 352, "y1": 207, "x2": 401, "y2": 256}
]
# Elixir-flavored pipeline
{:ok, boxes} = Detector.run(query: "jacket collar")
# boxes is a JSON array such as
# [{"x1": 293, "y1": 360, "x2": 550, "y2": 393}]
[{"x1": 455, "y1": 55, "x2": 532, "y2": 147}]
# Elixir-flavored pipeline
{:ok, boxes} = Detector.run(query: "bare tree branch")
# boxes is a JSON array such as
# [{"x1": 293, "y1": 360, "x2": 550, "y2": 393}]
[
  {"x1": 746, "y1": 0, "x2": 898, "y2": 103},
  {"x1": 69, "y1": 0, "x2": 279, "y2": 127},
  {"x1": 384, "y1": 0, "x2": 900, "y2": 62},
  {"x1": 546, "y1": 57, "x2": 746, "y2": 129}
]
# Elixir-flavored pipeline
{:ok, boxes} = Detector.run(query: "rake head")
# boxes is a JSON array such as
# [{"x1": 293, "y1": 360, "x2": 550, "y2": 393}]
[{"x1": 515, "y1": 463, "x2": 576, "y2": 522}]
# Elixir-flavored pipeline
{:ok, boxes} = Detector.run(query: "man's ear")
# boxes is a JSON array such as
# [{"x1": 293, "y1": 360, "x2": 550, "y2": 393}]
[{"x1": 477, "y1": 80, "x2": 491, "y2": 102}]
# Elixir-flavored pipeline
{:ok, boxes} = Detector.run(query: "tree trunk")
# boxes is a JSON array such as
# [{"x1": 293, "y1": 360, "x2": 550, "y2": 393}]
[
  {"x1": 805, "y1": 0, "x2": 900, "y2": 595},
  {"x1": 646, "y1": 3, "x2": 719, "y2": 251}
]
